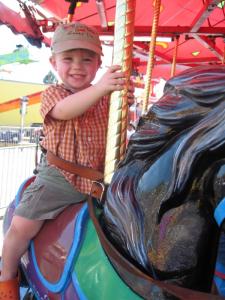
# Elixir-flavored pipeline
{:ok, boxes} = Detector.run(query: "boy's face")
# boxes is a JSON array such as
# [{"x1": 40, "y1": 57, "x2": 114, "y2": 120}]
[{"x1": 50, "y1": 49, "x2": 101, "y2": 92}]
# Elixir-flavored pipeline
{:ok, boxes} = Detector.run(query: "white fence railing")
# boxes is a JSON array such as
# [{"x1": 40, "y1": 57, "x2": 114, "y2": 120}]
[{"x1": 0, "y1": 145, "x2": 41, "y2": 210}]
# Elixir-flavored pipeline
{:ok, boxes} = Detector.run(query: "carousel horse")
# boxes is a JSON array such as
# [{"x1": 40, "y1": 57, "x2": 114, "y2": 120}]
[{"x1": 3, "y1": 65, "x2": 225, "y2": 300}]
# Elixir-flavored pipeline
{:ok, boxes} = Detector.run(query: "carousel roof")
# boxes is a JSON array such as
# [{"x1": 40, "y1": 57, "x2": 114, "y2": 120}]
[{"x1": 1, "y1": 0, "x2": 225, "y2": 79}]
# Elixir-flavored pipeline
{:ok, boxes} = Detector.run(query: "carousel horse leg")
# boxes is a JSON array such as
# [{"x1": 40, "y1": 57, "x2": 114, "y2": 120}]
[{"x1": 0, "y1": 273, "x2": 20, "y2": 300}]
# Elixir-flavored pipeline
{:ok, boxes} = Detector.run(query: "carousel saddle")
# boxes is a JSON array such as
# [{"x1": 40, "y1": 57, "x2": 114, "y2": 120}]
[{"x1": 4, "y1": 177, "x2": 142, "y2": 300}]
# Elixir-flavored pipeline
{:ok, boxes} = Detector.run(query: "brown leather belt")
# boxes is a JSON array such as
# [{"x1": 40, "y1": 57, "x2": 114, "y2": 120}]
[
  {"x1": 46, "y1": 151, "x2": 103, "y2": 181},
  {"x1": 46, "y1": 151, "x2": 104, "y2": 198}
]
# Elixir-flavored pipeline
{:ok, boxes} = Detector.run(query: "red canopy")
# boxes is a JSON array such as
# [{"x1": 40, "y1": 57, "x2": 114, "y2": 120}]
[{"x1": 1, "y1": 0, "x2": 225, "y2": 79}]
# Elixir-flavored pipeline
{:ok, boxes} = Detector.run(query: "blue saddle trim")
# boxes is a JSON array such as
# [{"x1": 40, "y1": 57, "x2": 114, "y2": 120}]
[
  {"x1": 30, "y1": 202, "x2": 89, "y2": 293},
  {"x1": 214, "y1": 197, "x2": 225, "y2": 226},
  {"x1": 72, "y1": 273, "x2": 88, "y2": 300},
  {"x1": 216, "y1": 262, "x2": 225, "y2": 276},
  {"x1": 214, "y1": 262, "x2": 225, "y2": 297},
  {"x1": 214, "y1": 275, "x2": 225, "y2": 296}
]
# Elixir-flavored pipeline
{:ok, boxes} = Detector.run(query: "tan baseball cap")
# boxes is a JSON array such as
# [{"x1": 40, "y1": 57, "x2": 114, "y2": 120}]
[{"x1": 51, "y1": 22, "x2": 102, "y2": 55}]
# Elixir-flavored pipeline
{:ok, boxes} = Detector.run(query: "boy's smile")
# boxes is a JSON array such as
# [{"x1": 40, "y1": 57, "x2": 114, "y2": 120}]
[{"x1": 50, "y1": 49, "x2": 101, "y2": 92}]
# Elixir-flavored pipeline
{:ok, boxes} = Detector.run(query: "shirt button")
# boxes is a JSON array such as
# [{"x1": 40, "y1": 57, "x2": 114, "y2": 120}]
[{"x1": 87, "y1": 137, "x2": 91, "y2": 142}]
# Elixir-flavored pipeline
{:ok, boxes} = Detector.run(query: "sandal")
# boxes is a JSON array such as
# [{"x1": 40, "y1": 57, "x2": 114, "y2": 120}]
[{"x1": 0, "y1": 274, "x2": 20, "y2": 300}]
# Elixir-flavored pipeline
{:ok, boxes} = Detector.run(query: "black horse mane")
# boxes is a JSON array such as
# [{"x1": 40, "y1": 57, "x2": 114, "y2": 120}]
[
  {"x1": 121, "y1": 66, "x2": 225, "y2": 210},
  {"x1": 122, "y1": 66, "x2": 225, "y2": 166},
  {"x1": 102, "y1": 66, "x2": 225, "y2": 281}
]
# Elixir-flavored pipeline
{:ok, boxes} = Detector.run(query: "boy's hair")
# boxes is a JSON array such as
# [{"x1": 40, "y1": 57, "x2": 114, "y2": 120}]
[{"x1": 51, "y1": 22, "x2": 102, "y2": 55}]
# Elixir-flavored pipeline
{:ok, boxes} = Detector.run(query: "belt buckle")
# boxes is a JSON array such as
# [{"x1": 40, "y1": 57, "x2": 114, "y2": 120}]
[{"x1": 90, "y1": 181, "x2": 105, "y2": 204}]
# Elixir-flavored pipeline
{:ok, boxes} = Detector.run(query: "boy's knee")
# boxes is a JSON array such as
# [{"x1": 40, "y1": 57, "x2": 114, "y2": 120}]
[{"x1": 7, "y1": 217, "x2": 44, "y2": 241}]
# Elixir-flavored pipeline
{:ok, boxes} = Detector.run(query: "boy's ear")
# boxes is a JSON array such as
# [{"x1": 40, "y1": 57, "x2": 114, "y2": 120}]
[
  {"x1": 49, "y1": 56, "x2": 57, "y2": 70},
  {"x1": 98, "y1": 57, "x2": 102, "y2": 68}
]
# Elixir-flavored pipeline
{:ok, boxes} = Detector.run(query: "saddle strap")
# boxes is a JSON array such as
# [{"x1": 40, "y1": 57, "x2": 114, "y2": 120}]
[
  {"x1": 87, "y1": 196, "x2": 225, "y2": 300},
  {"x1": 46, "y1": 151, "x2": 103, "y2": 181}
]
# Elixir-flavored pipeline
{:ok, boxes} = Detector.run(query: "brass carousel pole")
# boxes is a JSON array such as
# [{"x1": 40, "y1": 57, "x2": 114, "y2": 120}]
[
  {"x1": 170, "y1": 35, "x2": 179, "y2": 78},
  {"x1": 222, "y1": 42, "x2": 225, "y2": 65},
  {"x1": 104, "y1": 0, "x2": 136, "y2": 184},
  {"x1": 142, "y1": 0, "x2": 161, "y2": 114}
]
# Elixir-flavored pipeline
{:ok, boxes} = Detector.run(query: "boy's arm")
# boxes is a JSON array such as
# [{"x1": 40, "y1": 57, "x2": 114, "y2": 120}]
[{"x1": 50, "y1": 65, "x2": 126, "y2": 120}]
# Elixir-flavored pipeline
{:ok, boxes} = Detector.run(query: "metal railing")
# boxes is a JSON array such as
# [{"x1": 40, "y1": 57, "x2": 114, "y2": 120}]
[
  {"x1": 0, "y1": 126, "x2": 42, "y2": 210},
  {"x1": 0, "y1": 126, "x2": 42, "y2": 146}
]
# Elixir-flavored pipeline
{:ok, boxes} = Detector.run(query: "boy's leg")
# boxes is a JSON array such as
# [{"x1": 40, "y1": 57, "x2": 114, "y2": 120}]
[{"x1": 0, "y1": 215, "x2": 44, "y2": 281}]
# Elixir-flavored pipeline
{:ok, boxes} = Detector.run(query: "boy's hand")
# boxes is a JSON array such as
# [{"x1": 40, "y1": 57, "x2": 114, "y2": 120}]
[
  {"x1": 95, "y1": 65, "x2": 126, "y2": 94},
  {"x1": 95, "y1": 66, "x2": 135, "y2": 106}
]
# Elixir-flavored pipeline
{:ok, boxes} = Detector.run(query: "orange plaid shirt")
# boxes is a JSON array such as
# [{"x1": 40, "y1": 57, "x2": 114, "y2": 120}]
[{"x1": 40, "y1": 83, "x2": 109, "y2": 194}]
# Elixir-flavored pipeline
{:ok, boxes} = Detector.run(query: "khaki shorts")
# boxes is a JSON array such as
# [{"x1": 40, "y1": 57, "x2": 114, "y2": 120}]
[{"x1": 14, "y1": 155, "x2": 87, "y2": 220}]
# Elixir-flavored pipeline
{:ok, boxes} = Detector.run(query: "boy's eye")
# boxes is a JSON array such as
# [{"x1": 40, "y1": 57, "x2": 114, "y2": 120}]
[
  {"x1": 62, "y1": 57, "x2": 72, "y2": 61},
  {"x1": 83, "y1": 57, "x2": 92, "y2": 62}
]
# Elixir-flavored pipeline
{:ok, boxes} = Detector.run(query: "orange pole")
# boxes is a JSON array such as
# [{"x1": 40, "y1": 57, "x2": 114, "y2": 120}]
[
  {"x1": 222, "y1": 43, "x2": 225, "y2": 65},
  {"x1": 170, "y1": 36, "x2": 179, "y2": 78},
  {"x1": 142, "y1": 0, "x2": 161, "y2": 114},
  {"x1": 67, "y1": 14, "x2": 74, "y2": 22}
]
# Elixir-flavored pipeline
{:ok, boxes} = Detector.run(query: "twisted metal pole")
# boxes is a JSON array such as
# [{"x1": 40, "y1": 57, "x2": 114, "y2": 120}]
[
  {"x1": 142, "y1": 0, "x2": 161, "y2": 114},
  {"x1": 170, "y1": 36, "x2": 179, "y2": 78},
  {"x1": 222, "y1": 42, "x2": 225, "y2": 65},
  {"x1": 104, "y1": 0, "x2": 136, "y2": 184}
]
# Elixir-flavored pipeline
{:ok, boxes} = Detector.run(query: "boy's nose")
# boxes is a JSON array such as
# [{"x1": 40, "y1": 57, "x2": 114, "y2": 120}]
[{"x1": 71, "y1": 60, "x2": 82, "y2": 68}]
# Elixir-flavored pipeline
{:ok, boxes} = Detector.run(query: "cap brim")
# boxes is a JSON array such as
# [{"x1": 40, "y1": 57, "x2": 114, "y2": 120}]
[{"x1": 52, "y1": 40, "x2": 103, "y2": 55}]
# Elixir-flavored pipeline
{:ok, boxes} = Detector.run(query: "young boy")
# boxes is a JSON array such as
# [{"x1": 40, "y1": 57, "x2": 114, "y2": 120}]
[{"x1": 0, "y1": 22, "x2": 133, "y2": 299}]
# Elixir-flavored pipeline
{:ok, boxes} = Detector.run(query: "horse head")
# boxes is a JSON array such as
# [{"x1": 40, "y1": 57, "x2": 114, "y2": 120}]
[{"x1": 102, "y1": 65, "x2": 225, "y2": 296}]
